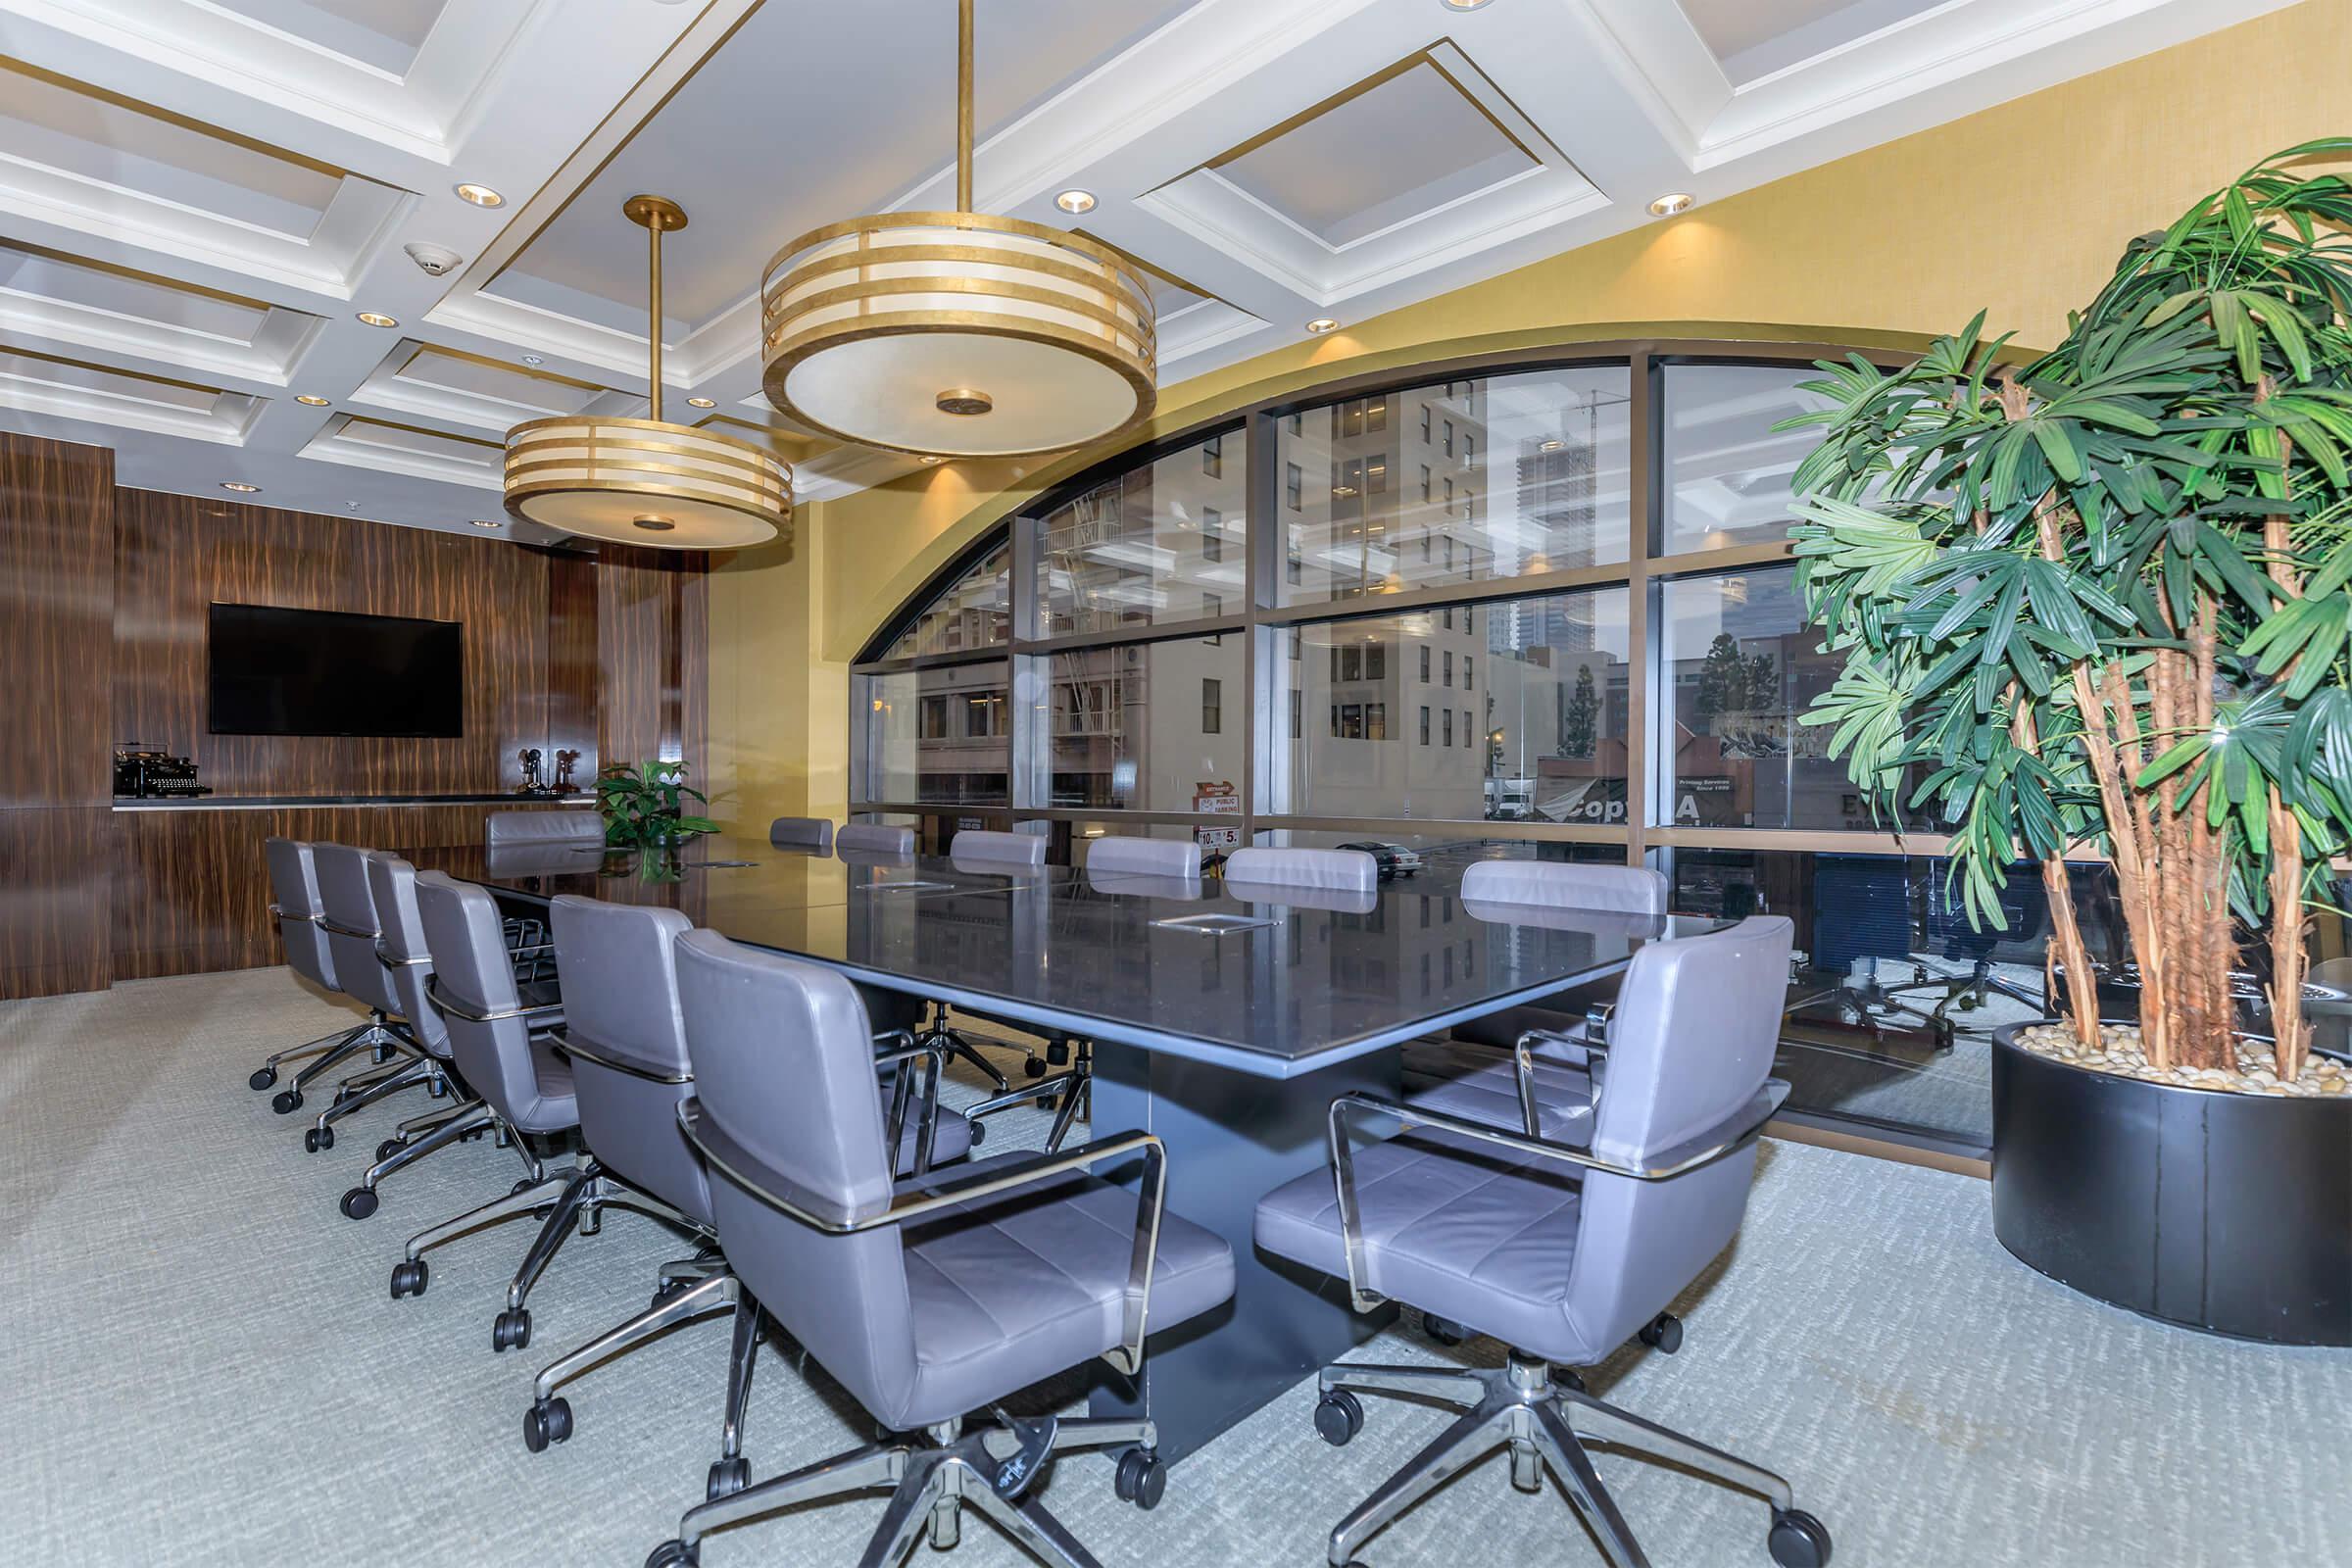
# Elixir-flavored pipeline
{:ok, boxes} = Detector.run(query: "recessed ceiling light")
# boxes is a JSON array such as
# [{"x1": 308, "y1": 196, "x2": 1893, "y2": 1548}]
[
  {"x1": 453, "y1": 182, "x2": 505, "y2": 208},
  {"x1": 295, "y1": 394, "x2": 331, "y2": 407},
  {"x1": 220, "y1": 481, "x2": 261, "y2": 493},
  {"x1": 1304, "y1": 318, "x2": 1341, "y2": 335},
  {"x1": 469, "y1": 518, "x2": 504, "y2": 528},
  {"x1": 1647, "y1": 192, "x2": 1695, "y2": 218},
  {"x1": 686, "y1": 396, "x2": 715, "y2": 409},
  {"x1": 520, "y1": 354, "x2": 545, "y2": 366},
  {"x1": 357, "y1": 312, "x2": 398, "y2": 328},
  {"x1": 1054, "y1": 189, "x2": 1097, "y2": 216}
]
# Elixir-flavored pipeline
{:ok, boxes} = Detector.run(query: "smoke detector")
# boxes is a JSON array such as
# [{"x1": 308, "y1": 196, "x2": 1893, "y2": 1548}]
[{"x1": 404, "y1": 241, "x2": 464, "y2": 277}]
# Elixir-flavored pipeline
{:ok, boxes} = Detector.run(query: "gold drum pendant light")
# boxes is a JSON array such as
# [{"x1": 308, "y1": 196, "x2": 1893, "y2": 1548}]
[
  {"x1": 505, "y1": 195, "x2": 790, "y2": 549},
  {"x1": 758, "y1": 0, "x2": 1156, "y2": 458}
]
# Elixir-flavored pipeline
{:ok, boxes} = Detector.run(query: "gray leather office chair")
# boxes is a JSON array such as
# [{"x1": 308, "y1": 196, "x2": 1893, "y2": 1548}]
[
  {"x1": 645, "y1": 929, "x2": 1239, "y2": 1568},
  {"x1": 836, "y1": 822, "x2": 915, "y2": 856},
  {"x1": 250, "y1": 837, "x2": 397, "y2": 1102},
  {"x1": 486, "y1": 809, "x2": 606, "y2": 850},
  {"x1": 514, "y1": 896, "x2": 977, "y2": 1483},
  {"x1": 1085, "y1": 835, "x2": 1201, "y2": 879},
  {"x1": 1225, "y1": 845, "x2": 1376, "y2": 893},
  {"x1": 906, "y1": 828, "x2": 1055, "y2": 1093},
  {"x1": 768, "y1": 816, "x2": 834, "y2": 854},
  {"x1": 298, "y1": 844, "x2": 436, "y2": 1151},
  {"x1": 1253, "y1": 915, "x2": 1832, "y2": 1568},
  {"x1": 948, "y1": 827, "x2": 1047, "y2": 870},
  {"x1": 1404, "y1": 860, "x2": 1671, "y2": 1151}
]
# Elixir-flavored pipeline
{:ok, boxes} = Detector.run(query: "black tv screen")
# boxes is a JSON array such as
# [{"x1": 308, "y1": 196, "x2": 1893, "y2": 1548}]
[{"x1": 208, "y1": 603, "x2": 465, "y2": 738}]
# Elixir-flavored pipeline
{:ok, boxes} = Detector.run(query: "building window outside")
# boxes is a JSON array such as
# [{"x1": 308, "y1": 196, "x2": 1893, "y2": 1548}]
[
  {"x1": 1201, "y1": 677, "x2": 1222, "y2": 735},
  {"x1": 1444, "y1": 418, "x2": 1455, "y2": 457},
  {"x1": 1419, "y1": 705, "x2": 1431, "y2": 745},
  {"x1": 1286, "y1": 463, "x2": 1302, "y2": 510},
  {"x1": 1419, "y1": 646, "x2": 1431, "y2": 682},
  {"x1": 1443, "y1": 710, "x2": 1454, "y2": 747},
  {"x1": 1420, "y1": 465, "x2": 1432, "y2": 502},
  {"x1": 1420, "y1": 405, "x2": 1431, "y2": 441},
  {"x1": 1366, "y1": 703, "x2": 1388, "y2": 741},
  {"x1": 1201, "y1": 435, "x2": 1222, "y2": 478},
  {"x1": 1444, "y1": 649, "x2": 1453, "y2": 685}
]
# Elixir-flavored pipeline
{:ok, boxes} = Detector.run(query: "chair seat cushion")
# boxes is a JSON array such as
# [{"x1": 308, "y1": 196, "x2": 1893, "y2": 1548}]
[
  {"x1": 893, "y1": 1158, "x2": 1236, "y2": 1430},
  {"x1": 503, "y1": 1037, "x2": 579, "y2": 1134},
  {"x1": 894, "y1": 1109, "x2": 973, "y2": 1176},
  {"x1": 1404, "y1": 1054, "x2": 1595, "y2": 1142},
  {"x1": 1254, "y1": 1132, "x2": 1598, "y2": 1367}
]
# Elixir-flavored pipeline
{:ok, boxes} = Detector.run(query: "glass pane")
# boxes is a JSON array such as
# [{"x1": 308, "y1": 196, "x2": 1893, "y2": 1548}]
[
  {"x1": 1269, "y1": 588, "x2": 1630, "y2": 821},
  {"x1": 1277, "y1": 367, "x2": 1631, "y2": 605},
  {"x1": 858, "y1": 809, "x2": 1012, "y2": 856},
  {"x1": 1029, "y1": 636, "x2": 1247, "y2": 811},
  {"x1": 1031, "y1": 430, "x2": 1248, "y2": 636},
  {"x1": 881, "y1": 541, "x2": 1011, "y2": 659},
  {"x1": 1255, "y1": 829, "x2": 1626, "y2": 881},
  {"x1": 1661, "y1": 363, "x2": 1834, "y2": 556},
  {"x1": 1037, "y1": 820, "x2": 1206, "y2": 869},
  {"x1": 1661, "y1": 566, "x2": 1950, "y2": 832},
  {"x1": 860, "y1": 662, "x2": 1009, "y2": 805}
]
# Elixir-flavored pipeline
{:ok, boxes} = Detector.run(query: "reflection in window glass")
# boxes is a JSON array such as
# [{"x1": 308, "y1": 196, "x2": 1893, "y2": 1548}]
[
  {"x1": 1278, "y1": 367, "x2": 1631, "y2": 604},
  {"x1": 1662, "y1": 363, "x2": 1837, "y2": 555},
  {"x1": 1270, "y1": 589, "x2": 1629, "y2": 821},
  {"x1": 862, "y1": 663, "x2": 1009, "y2": 804},
  {"x1": 1031, "y1": 431, "x2": 1246, "y2": 637},
  {"x1": 1031, "y1": 637, "x2": 1246, "y2": 811},
  {"x1": 883, "y1": 542, "x2": 1010, "y2": 659}
]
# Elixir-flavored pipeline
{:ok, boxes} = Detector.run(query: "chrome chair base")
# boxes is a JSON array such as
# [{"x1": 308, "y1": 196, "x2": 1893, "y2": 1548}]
[
  {"x1": 522, "y1": 1256, "x2": 747, "y2": 1470},
  {"x1": 266, "y1": 1012, "x2": 413, "y2": 1113},
  {"x1": 1312, "y1": 1352, "x2": 1825, "y2": 1568},
  {"x1": 649, "y1": 1413, "x2": 1160, "y2": 1568},
  {"x1": 248, "y1": 1022, "x2": 369, "y2": 1091}
]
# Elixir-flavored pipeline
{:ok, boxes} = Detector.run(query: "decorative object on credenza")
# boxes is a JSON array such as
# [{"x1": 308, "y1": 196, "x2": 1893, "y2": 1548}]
[
  {"x1": 595, "y1": 760, "x2": 717, "y2": 850},
  {"x1": 1782, "y1": 139, "x2": 2352, "y2": 1344},
  {"x1": 113, "y1": 744, "x2": 211, "y2": 800},
  {"x1": 553, "y1": 749, "x2": 581, "y2": 792},
  {"x1": 516, "y1": 747, "x2": 546, "y2": 794}
]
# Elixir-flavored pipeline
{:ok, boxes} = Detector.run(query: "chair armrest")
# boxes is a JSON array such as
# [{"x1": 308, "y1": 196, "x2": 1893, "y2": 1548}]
[
  {"x1": 871, "y1": 1033, "x2": 948, "y2": 1178},
  {"x1": 549, "y1": 1027, "x2": 688, "y2": 1085},
  {"x1": 678, "y1": 1099, "x2": 1167, "y2": 1374},
  {"x1": 426, "y1": 974, "x2": 565, "y2": 1028},
  {"x1": 1323, "y1": 1081, "x2": 1788, "y2": 1313}
]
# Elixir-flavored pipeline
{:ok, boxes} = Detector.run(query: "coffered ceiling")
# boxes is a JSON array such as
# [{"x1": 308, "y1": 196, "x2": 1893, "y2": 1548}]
[{"x1": 0, "y1": 0, "x2": 2293, "y2": 541}]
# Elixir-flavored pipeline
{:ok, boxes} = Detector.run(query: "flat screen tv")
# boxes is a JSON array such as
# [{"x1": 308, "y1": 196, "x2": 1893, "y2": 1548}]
[{"x1": 208, "y1": 603, "x2": 465, "y2": 738}]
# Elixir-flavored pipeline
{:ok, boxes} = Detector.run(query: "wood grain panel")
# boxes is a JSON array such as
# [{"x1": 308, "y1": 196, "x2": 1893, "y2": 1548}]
[
  {"x1": 0, "y1": 432, "x2": 113, "y2": 810},
  {"x1": 113, "y1": 491, "x2": 553, "y2": 797},
  {"x1": 545, "y1": 548, "x2": 600, "y2": 786},
  {"x1": 0, "y1": 809, "x2": 113, "y2": 999},
  {"x1": 596, "y1": 544, "x2": 709, "y2": 781},
  {"x1": 111, "y1": 803, "x2": 583, "y2": 980}
]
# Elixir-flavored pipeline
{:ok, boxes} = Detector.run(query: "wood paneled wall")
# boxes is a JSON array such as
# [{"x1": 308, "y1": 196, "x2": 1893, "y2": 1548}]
[
  {"x1": 596, "y1": 543, "x2": 709, "y2": 775},
  {"x1": 114, "y1": 491, "x2": 554, "y2": 796},
  {"x1": 0, "y1": 434, "x2": 115, "y2": 1000}
]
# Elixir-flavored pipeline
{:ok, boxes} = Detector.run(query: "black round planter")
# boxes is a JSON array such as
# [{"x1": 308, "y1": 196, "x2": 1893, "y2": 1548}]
[{"x1": 1990, "y1": 1024, "x2": 2352, "y2": 1346}]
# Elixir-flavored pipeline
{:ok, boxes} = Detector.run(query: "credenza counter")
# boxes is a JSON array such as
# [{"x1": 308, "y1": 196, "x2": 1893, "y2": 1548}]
[{"x1": 112, "y1": 793, "x2": 594, "y2": 811}]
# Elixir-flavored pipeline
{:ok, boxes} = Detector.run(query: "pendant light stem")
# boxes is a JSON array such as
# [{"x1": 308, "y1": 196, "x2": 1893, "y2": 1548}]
[
  {"x1": 646, "y1": 218, "x2": 664, "y2": 423},
  {"x1": 956, "y1": 0, "x2": 973, "y2": 215}
]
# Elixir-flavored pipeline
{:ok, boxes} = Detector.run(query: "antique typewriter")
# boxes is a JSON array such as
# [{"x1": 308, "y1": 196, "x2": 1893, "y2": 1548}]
[{"x1": 114, "y1": 745, "x2": 212, "y2": 800}]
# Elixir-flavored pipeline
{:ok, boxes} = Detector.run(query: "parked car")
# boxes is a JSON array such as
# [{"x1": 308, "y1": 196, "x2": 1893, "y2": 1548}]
[{"x1": 1338, "y1": 841, "x2": 1422, "y2": 880}]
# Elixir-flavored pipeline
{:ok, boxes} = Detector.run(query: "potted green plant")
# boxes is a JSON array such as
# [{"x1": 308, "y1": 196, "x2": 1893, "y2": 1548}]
[
  {"x1": 594, "y1": 759, "x2": 718, "y2": 851},
  {"x1": 1782, "y1": 141, "x2": 2352, "y2": 1344}
]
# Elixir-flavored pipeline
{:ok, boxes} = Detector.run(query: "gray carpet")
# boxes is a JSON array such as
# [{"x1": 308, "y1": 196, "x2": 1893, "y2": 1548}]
[{"x1": 2, "y1": 966, "x2": 2346, "y2": 1568}]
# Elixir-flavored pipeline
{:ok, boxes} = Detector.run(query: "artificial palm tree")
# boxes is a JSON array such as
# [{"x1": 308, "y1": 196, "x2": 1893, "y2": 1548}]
[{"x1": 1783, "y1": 140, "x2": 2352, "y2": 1082}]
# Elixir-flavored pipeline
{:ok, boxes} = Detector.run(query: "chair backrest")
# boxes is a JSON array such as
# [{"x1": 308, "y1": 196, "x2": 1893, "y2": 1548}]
[
  {"x1": 948, "y1": 828, "x2": 1045, "y2": 870},
  {"x1": 313, "y1": 842, "x2": 398, "y2": 1014},
  {"x1": 1087, "y1": 863, "x2": 1203, "y2": 902},
  {"x1": 265, "y1": 837, "x2": 338, "y2": 992},
  {"x1": 835, "y1": 822, "x2": 914, "y2": 856},
  {"x1": 1560, "y1": 914, "x2": 1792, "y2": 1354},
  {"x1": 413, "y1": 871, "x2": 548, "y2": 1126},
  {"x1": 486, "y1": 809, "x2": 604, "y2": 850},
  {"x1": 1461, "y1": 858, "x2": 1666, "y2": 916},
  {"x1": 1225, "y1": 846, "x2": 1376, "y2": 894},
  {"x1": 550, "y1": 894, "x2": 710, "y2": 1223},
  {"x1": 365, "y1": 854, "x2": 448, "y2": 1057},
  {"x1": 675, "y1": 929, "x2": 916, "y2": 1421},
  {"x1": 768, "y1": 816, "x2": 834, "y2": 854},
  {"x1": 1086, "y1": 836, "x2": 1201, "y2": 879}
]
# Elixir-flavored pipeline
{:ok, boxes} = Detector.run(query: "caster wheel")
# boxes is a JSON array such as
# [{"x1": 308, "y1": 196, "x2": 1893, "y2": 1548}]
[
  {"x1": 492, "y1": 1307, "x2": 533, "y2": 1352},
  {"x1": 645, "y1": 1542, "x2": 698, "y2": 1568},
  {"x1": 271, "y1": 1089, "x2": 303, "y2": 1115},
  {"x1": 250, "y1": 1066, "x2": 277, "y2": 1091},
  {"x1": 340, "y1": 1186, "x2": 377, "y2": 1220},
  {"x1": 302, "y1": 1127, "x2": 321, "y2": 1153},
  {"x1": 1638, "y1": 1312, "x2": 1683, "y2": 1355},
  {"x1": 1112, "y1": 1446, "x2": 1165, "y2": 1510},
  {"x1": 1769, "y1": 1508, "x2": 1833, "y2": 1567},
  {"x1": 1423, "y1": 1313, "x2": 1467, "y2": 1347},
  {"x1": 1314, "y1": 1389, "x2": 1364, "y2": 1447},
  {"x1": 389, "y1": 1258, "x2": 428, "y2": 1298},
  {"x1": 377, "y1": 1137, "x2": 404, "y2": 1162},
  {"x1": 968, "y1": 1118, "x2": 987, "y2": 1148},
  {"x1": 706, "y1": 1456, "x2": 749, "y2": 1500},
  {"x1": 1023, "y1": 1056, "x2": 1048, "y2": 1079},
  {"x1": 1558, "y1": 1368, "x2": 1587, "y2": 1393},
  {"x1": 522, "y1": 1396, "x2": 572, "y2": 1453}
]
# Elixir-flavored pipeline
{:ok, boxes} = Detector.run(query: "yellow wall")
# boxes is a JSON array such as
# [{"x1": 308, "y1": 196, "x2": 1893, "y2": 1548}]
[{"x1": 711, "y1": 0, "x2": 2351, "y2": 832}]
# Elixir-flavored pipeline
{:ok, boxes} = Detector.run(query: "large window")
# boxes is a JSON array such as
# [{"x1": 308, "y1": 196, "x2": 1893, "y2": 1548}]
[{"x1": 853, "y1": 337, "x2": 2015, "y2": 1157}]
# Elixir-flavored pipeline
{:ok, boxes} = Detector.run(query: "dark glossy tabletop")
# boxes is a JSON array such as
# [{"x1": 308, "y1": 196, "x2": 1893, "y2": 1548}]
[{"x1": 395, "y1": 838, "x2": 1721, "y2": 1079}]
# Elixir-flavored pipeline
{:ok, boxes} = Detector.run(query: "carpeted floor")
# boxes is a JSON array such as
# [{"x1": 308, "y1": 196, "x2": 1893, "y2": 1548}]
[{"x1": 2, "y1": 966, "x2": 2345, "y2": 1568}]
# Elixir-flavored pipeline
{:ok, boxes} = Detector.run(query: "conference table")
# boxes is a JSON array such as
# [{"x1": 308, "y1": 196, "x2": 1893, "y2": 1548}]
[{"x1": 402, "y1": 835, "x2": 1721, "y2": 1461}]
